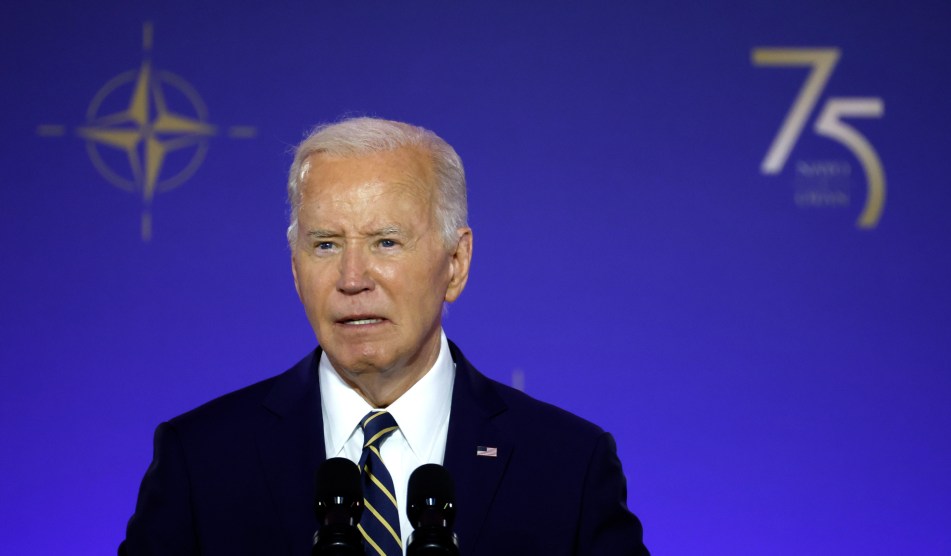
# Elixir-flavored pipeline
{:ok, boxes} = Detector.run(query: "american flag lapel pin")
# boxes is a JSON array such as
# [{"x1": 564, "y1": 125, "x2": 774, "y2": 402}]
[{"x1": 476, "y1": 445, "x2": 498, "y2": 458}]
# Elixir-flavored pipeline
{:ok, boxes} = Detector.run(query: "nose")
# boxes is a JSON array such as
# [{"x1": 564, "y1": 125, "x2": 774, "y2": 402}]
[{"x1": 336, "y1": 245, "x2": 375, "y2": 294}]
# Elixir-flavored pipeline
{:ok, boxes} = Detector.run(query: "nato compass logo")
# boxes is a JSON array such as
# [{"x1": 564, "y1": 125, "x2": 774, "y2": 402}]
[
  {"x1": 36, "y1": 22, "x2": 256, "y2": 241},
  {"x1": 752, "y1": 47, "x2": 885, "y2": 229}
]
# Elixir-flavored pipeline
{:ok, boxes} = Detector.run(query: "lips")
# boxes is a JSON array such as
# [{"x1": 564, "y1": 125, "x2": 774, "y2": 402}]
[
  {"x1": 335, "y1": 314, "x2": 387, "y2": 326},
  {"x1": 342, "y1": 318, "x2": 382, "y2": 325}
]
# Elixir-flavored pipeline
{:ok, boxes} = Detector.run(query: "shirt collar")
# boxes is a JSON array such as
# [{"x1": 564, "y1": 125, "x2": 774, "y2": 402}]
[{"x1": 319, "y1": 330, "x2": 455, "y2": 459}]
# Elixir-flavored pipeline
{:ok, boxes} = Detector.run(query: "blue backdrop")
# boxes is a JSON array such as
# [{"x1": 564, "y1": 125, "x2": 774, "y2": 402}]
[{"x1": 2, "y1": 1, "x2": 949, "y2": 554}]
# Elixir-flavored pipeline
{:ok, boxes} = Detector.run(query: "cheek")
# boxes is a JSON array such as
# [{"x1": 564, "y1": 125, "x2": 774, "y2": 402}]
[
  {"x1": 374, "y1": 263, "x2": 400, "y2": 282},
  {"x1": 295, "y1": 268, "x2": 333, "y2": 308}
]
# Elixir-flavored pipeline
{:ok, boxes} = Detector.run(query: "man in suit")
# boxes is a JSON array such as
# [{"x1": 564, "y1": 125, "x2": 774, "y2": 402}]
[{"x1": 121, "y1": 117, "x2": 649, "y2": 555}]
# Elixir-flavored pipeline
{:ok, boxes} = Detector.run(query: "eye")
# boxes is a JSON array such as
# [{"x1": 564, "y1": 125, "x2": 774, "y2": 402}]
[
  {"x1": 315, "y1": 241, "x2": 336, "y2": 251},
  {"x1": 379, "y1": 238, "x2": 398, "y2": 248}
]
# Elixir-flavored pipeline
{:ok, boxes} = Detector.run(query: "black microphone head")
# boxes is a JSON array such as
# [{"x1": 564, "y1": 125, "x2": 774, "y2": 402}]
[
  {"x1": 314, "y1": 457, "x2": 362, "y2": 521},
  {"x1": 407, "y1": 464, "x2": 456, "y2": 528},
  {"x1": 314, "y1": 458, "x2": 364, "y2": 554},
  {"x1": 316, "y1": 457, "x2": 362, "y2": 500}
]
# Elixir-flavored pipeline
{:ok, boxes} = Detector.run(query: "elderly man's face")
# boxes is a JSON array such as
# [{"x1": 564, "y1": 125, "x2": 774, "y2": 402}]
[{"x1": 291, "y1": 147, "x2": 471, "y2": 386}]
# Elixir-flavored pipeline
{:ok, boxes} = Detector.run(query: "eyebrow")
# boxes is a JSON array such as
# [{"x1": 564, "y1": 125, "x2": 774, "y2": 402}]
[
  {"x1": 305, "y1": 229, "x2": 339, "y2": 239},
  {"x1": 370, "y1": 225, "x2": 403, "y2": 237},
  {"x1": 304, "y1": 226, "x2": 405, "y2": 240}
]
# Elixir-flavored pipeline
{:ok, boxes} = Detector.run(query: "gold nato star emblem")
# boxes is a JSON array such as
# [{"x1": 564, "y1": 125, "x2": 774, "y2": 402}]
[{"x1": 37, "y1": 22, "x2": 256, "y2": 241}]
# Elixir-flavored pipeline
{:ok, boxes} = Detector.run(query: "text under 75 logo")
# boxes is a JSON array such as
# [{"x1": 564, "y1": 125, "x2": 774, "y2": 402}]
[{"x1": 752, "y1": 48, "x2": 885, "y2": 229}]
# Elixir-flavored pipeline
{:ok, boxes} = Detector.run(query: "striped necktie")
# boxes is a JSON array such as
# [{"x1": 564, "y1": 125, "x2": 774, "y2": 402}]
[{"x1": 358, "y1": 411, "x2": 402, "y2": 556}]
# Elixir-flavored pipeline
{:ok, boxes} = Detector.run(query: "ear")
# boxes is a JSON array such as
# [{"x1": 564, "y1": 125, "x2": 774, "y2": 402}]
[{"x1": 444, "y1": 227, "x2": 473, "y2": 303}]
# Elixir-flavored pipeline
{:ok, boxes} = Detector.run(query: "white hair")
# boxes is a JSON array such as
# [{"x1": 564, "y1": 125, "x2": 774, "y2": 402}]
[{"x1": 286, "y1": 117, "x2": 467, "y2": 247}]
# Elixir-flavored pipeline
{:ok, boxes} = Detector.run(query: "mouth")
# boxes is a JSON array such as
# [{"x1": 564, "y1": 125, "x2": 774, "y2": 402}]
[{"x1": 336, "y1": 315, "x2": 387, "y2": 326}]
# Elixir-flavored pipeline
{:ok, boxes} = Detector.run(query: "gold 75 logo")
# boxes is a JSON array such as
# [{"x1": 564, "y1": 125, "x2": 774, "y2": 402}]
[{"x1": 752, "y1": 48, "x2": 885, "y2": 229}]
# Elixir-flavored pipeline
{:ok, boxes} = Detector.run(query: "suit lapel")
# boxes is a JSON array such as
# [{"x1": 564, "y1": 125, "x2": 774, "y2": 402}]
[
  {"x1": 255, "y1": 350, "x2": 326, "y2": 554},
  {"x1": 444, "y1": 342, "x2": 512, "y2": 555}
]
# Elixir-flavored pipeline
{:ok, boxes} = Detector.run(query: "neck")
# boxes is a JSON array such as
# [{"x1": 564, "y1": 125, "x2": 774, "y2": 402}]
[
  {"x1": 345, "y1": 367, "x2": 427, "y2": 408},
  {"x1": 333, "y1": 335, "x2": 442, "y2": 408}
]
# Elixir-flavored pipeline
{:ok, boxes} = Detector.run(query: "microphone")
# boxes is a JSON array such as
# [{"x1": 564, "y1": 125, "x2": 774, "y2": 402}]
[
  {"x1": 313, "y1": 457, "x2": 364, "y2": 556},
  {"x1": 406, "y1": 464, "x2": 460, "y2": 556}
]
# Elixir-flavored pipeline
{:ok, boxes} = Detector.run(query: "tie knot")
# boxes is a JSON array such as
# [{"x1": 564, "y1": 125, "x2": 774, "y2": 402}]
[{"x1": 360, "y1": 411, "x2": 399, "y2": 449}]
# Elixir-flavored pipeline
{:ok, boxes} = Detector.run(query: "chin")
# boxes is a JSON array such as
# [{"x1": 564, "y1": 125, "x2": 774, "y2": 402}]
[{"x1": 328, "y1": 344, "x2": 393, "y2": 375}]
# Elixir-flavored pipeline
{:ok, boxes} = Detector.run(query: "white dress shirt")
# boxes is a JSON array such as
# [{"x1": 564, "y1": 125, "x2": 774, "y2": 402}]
[{"x1": 319, "y1": 330, "x2": 455, "y2": 554}]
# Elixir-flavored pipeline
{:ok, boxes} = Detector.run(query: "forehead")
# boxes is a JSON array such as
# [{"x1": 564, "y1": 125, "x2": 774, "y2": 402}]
[{"x1": 300, "y1": 147, "x2": 436, "y2": 204}]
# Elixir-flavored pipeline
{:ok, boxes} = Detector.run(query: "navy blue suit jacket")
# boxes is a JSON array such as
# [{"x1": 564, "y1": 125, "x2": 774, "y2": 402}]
[{"x1": 121, "y1": 342, "x2": 648, "y2": 555}]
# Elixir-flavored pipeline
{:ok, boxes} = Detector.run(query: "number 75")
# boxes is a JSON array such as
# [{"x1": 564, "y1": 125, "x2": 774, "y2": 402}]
[{"x1": 752, "y1": 47, "x2": 885, "y2": 229}]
